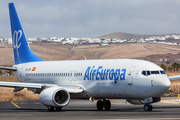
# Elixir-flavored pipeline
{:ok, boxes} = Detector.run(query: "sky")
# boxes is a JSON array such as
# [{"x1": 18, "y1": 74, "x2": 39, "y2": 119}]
[{"x1": 0, "y1": 0, "x2": 180, "y2": 38}]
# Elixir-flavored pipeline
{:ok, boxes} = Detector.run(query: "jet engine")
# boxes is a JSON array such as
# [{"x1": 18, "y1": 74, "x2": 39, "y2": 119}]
[{"x1": 39, "y1": 87, "x2": 70, "y2": 107}]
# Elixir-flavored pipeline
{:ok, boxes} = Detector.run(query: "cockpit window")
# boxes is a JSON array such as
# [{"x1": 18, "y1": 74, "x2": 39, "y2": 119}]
[
  {"x1": 141, "y1": 71, "x2": 151, "y2": 76},
  {"x1": 160, "y1": 70, "x2": 166, "y2": 74},
  {"x1": 147, "y1": 71, "x2": 151, "y2": 75},
  {"x1": 151, "y1": 71, "x2": 160, "y2": 74},
  {"x1": 142, "y1": 70, "x2": 165, "y2": 76},
  {"x1": 142, "y1": 71, "x2": 146, "y2": 76}
]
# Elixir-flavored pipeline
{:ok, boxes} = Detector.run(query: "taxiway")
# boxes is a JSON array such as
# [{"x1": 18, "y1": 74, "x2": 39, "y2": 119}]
[{"x1": 0, "y1": 97, "x2": 180, "y2": 120}]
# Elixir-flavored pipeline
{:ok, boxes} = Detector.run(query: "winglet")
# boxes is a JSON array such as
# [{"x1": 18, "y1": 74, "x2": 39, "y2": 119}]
[{"x1": 9, "y1": 3, "x2": 44, "y2": 64}]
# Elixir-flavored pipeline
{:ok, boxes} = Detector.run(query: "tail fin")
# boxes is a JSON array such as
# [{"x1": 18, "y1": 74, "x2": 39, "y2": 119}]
[{"x1": 9, "y1": 3, "x2": 44, "y2": 64}]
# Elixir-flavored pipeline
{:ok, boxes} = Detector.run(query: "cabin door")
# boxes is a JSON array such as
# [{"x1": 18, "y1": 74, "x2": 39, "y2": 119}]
[{"x1": 127, "y1": 66, "x2": 136, "y2": 85}]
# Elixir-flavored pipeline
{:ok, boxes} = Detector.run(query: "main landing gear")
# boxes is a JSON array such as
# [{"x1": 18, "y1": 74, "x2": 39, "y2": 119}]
[
  {"x1": 97, "y1": 99, "x2": 111, "y2": 110},
  {"x1": 47, "y1": 106, "x2": 62, "y2": 112},
  {"x1": 143, "y1": 104, "x2": 153, "y2": 111}
]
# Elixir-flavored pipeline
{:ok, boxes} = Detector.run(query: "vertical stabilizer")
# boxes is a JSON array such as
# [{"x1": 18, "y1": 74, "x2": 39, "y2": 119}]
[{"x1": 9, "y1": 3, "x2": 44, "y2": 64}]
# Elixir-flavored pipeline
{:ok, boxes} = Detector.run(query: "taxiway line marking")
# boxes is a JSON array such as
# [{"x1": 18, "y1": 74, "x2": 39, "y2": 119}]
[{"x1": 11, "y1": 101, "x2": 21, "y2": 108}]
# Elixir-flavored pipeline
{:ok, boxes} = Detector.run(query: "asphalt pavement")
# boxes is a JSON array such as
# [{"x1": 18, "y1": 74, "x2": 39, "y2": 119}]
[{"x1": 0, "y1": 97, "x2": 180, "y2": 120}]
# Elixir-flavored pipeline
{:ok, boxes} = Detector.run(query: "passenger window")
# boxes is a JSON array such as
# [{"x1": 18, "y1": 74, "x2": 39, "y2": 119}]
[{"x1": 160, "y1": 71, "x2": 166, "y2": 74}]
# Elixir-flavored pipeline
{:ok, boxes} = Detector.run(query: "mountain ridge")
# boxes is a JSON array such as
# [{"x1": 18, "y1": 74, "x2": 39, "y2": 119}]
[{"x1": 97, "y1": 32, "x2": 180, "y2": 40}]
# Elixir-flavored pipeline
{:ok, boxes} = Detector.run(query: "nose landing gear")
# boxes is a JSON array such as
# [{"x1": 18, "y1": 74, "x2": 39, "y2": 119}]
[{"x1": 143, "y1": 104, "x2": 153, "y2": 111}]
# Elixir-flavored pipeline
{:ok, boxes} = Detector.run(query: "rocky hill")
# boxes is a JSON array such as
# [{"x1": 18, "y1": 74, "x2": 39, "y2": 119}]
[
  {"x1": 98, "y1": 32, "x2": 151, "y2": 40},
  {"x1": 98, "y1": 32, "x2": 180, "y2": 40}
]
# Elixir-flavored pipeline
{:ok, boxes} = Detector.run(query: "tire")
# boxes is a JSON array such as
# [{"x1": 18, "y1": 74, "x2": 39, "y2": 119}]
[
  {"x1": 144, "y1": 104, "x2": 149, "y2": 111},
  {"x1": 104, "y1": 100, "x2": 111, "y2": 110},
  {"x1": 148, "y1": 105, "x2": 153, "y2": 111},
  {"x1": 97, "y1": 100, "x2": 103, "y2": 111},
  {"x1": 144, "y1": 104, "x2": 153, "y2": 111},
  {"x1": 56, "y1": 107, "x2": 62, "y2": 111},
  {"x1": 48, "y1": 107, "x2": 54, "y2": 112}
]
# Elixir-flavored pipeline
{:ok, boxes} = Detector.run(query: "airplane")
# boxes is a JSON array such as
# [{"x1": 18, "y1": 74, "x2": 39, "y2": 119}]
[{"x1": 0, "y1": 2, "x2": 179, "y2": 112}]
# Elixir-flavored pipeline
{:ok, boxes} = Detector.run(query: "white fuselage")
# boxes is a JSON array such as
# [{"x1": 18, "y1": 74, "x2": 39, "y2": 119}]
[{"x1": 13, "y1": 59, "x2": 170, "y2": 100}]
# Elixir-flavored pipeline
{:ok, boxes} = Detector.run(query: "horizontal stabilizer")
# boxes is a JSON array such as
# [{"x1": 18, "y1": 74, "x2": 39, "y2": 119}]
[{"x1": 0, "y1": 66, "x2": 17, "y2": 71}]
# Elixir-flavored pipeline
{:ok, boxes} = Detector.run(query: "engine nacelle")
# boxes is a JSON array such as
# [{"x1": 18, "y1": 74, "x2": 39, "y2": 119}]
[
  {"x1": 39, "y1": 87, "x2": 70, "y2": 107},
  {"x1": 127, "y1": 99, "x2": 144, "y2": 105}
]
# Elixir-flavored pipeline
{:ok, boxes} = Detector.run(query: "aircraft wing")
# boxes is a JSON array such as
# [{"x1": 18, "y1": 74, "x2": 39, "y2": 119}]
[
  {"x1": 0, "y1": 81, "x2": 83, "y2": 93},
  {"x1": 0, "y1": 66, "x2": 17, "y2": 71},
  {"x1": 168, "y1": 75, "x2": 180, "y2": 80}
]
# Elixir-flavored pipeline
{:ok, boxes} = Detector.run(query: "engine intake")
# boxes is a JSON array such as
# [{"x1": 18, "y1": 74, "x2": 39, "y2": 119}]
[{"x1": 39, "y1": 87, "x2": 70, "y2": 107}]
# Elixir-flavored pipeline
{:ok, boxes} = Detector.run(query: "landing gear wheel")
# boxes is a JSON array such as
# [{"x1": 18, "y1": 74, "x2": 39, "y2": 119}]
[
  {"x1": 144, "y1": 104, "x2": 149, "y2": 111},
  {"x1": 148, "y1": 105, "x2": 153, "y2": 111},
  {"x1": 56, "y1": 107, "x2": 62, "y2": 111},
  {"x1": 104, "y1": 100, "x2": 111, "y2": 110},
  {"x1": 97, "y1": 100, "x2": 103, "y2": 111},
  {"x1": 144, "y1": 104, "x2": 153, "y2": 111},
  {"x1": 47, "y1": 106, "x2": 54, "y2": 112}
]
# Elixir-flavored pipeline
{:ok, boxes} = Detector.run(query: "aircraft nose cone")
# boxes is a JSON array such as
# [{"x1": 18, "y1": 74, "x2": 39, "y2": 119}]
[
  {"x1": 154, "y1": 76, "x2": 170, "y2": 96},
  {"x1": 164, "y1": 78, "x2": 171, "y2": 88}
]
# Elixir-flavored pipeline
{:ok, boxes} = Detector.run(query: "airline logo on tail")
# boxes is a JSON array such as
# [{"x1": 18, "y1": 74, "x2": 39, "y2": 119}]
[
  {"x1": 12, "y1": 30, "x2": 22, "y2": 64},
  {"x1": 13, "y1": 30, "x2": 22, "y2": 49}
]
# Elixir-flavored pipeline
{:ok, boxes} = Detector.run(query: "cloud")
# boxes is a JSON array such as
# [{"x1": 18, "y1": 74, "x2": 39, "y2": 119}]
[{"x1": 0, "y1": 0, "x2": 180, "y2": 38}]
